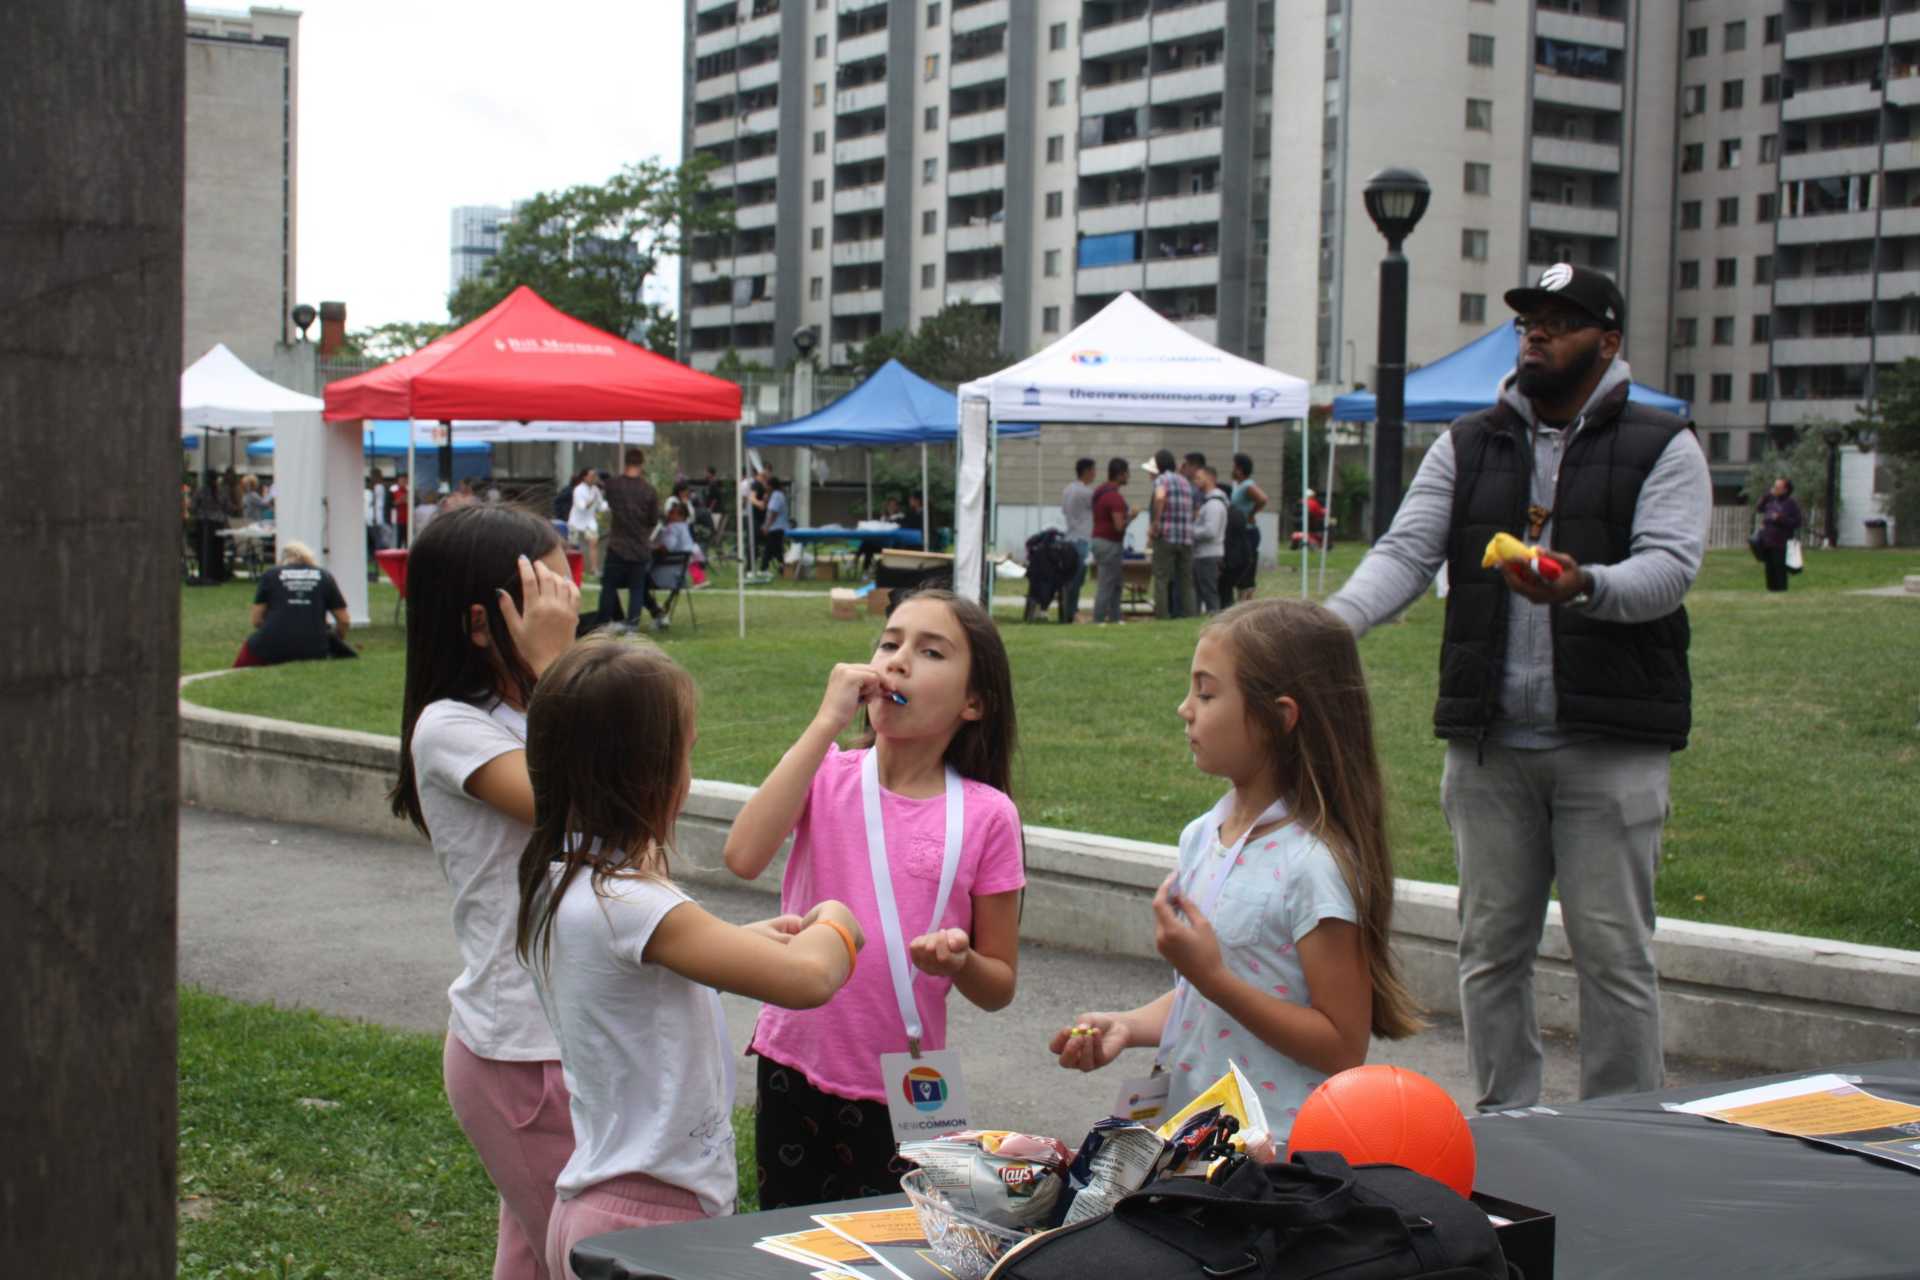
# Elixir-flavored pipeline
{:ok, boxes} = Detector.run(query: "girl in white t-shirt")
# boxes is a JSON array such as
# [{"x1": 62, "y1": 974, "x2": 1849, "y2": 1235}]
[
  {"x1": 515, "y1": 637, "x2": 865, "y2": 1279},
  {"x1": 391, "y1": 503, "x2": 583, "y2": 1280},
  {"x1": 1050, "y1": 599, "x2": 1423, "y2": 1131},
  {"x1": 566, "y1": 469, "x2": 606, "y2": 576}
]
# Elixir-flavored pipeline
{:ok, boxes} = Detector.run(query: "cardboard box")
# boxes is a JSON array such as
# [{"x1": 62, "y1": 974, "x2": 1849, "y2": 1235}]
[
  {"x1": 810, "y1": 561, "x2": 839, "y2": 581},
  {"x1": 829, "y1": 588, "x2": 858, "y2": 621},
  {"x1": 1471, "y1": 1191, "x2": 1554, "y2": 1280},
  {"x1": 867, "y1": 587, "x2": 891, "y2": 616}
]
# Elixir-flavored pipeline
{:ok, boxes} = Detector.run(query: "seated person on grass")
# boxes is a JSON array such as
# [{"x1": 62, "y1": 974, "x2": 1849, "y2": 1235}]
[
  {"x1": 652, "y1": 504, "x2": 705, "y2": 591},
  {"x1": 233, "y1": 541, "x2": 357, "y2": 667}
]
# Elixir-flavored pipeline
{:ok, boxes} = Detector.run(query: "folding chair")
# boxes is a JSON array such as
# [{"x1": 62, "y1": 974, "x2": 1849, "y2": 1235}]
[{"x1": 651, "y1": 550, "x2": 696, "y2": 630}]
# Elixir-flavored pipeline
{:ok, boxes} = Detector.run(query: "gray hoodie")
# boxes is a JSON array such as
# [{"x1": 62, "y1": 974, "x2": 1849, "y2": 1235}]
[{"x1": 1324, "y1": 357, "x2": 1712, "y2": 748}]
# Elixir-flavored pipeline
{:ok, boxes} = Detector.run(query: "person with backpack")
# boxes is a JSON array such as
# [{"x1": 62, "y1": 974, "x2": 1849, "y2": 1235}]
[{"x1": 1192, "y1": 465, "x2": 1230, "y2": 614}]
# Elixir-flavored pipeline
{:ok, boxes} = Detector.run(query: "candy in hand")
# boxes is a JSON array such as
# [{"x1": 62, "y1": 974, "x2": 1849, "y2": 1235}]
[{"x1": 1482, "y1": 531, "x2": 1564, "y2": 583}]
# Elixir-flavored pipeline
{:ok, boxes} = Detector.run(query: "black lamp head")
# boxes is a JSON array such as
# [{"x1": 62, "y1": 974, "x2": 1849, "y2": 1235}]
[
  {"x1": 290, "y1": 303, "x2": 318, "y2": 340},
  {"x1": 792, "y1": 326, "x2": 819, "y2": 355},
  {"x1": 1363, "y1": 167, "x2": 1432, "y2": 249}
]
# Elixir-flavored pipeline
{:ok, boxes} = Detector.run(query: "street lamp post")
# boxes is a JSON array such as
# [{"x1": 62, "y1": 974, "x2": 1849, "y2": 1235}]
[
  {"x1": 1362, "y1": 167, "x2": 1431, "y2": 540},
  {"x1": 1821, "y1": 425, "x2": 1844, "y2": 548}
]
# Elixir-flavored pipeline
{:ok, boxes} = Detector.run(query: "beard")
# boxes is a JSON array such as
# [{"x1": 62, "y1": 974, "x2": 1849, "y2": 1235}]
[{"x1": 1515, "y1": 339, "x2": 1601, "y2": 403}]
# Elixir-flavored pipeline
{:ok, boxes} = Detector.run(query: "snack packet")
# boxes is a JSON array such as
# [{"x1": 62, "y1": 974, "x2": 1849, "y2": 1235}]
[
  {"x1": 898, "y1": 1130, "x2": 1070, "y2": 1230},
  {"x1": 1154, "y1": 1065, "x2": 1274, "y2": 1172},
  {"x1": 1060, "y1": 1119, "x2": 1167, "y2": 1225}
]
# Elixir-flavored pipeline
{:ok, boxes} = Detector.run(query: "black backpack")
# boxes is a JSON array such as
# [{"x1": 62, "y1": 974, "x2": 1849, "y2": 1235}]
[{"x1": 989, "y1": 1152, "x2": 1512, "y2": 1280}]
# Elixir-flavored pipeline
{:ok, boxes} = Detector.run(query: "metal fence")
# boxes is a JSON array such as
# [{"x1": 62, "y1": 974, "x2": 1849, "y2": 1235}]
[{"x1": 1708, "y1": 505, "x2": 1753, "y2": 550}]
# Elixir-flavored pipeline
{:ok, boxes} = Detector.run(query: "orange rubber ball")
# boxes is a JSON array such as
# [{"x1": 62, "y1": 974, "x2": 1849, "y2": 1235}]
[{"x1": 1283, "y1": 1065, "x2": 1477, "y2": 1199}]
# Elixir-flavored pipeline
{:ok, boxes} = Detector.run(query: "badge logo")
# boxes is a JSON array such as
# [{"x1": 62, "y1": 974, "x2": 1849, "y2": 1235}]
[
  {"x1": 1540, "y1": 263, "x2": 1575, "y2": 291},
  {"x1": 903, "y1": 1065, "x2": 949, "y2": 1112},
  {"x1": 1249, "y1": 388, "x2": 1284, "y2": 408},
  {"x1": 1070, "y1": 349, "x2": 1107, "y2": 365}
]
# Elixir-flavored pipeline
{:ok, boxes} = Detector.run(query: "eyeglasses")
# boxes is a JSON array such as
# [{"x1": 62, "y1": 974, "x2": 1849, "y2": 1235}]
[{"x1": 1513, "y1": 314, "x2": 1601, "y2": 339}]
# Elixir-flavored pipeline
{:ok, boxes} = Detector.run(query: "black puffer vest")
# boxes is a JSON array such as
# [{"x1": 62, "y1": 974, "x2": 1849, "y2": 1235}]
[{"x1": 1436, "y1": 384, "x2": 1694, "y2": 750}]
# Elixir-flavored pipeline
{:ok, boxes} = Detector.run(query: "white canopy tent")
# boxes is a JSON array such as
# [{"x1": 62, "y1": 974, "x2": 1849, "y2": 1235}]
[
  {"x1": 955, "y1": 293, "x2": 1311, "y2": 602},
  {"x1": 180, "y1": 342, "x2": 324, "y2": 433}
]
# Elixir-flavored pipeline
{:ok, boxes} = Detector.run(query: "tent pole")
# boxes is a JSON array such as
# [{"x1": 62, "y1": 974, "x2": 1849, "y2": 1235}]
[
  {"x1": 1231, "y1": 417, "x2": 1241, "y2": 458},
  {"x1": 920, "y1": 441, "x2": 929, "y2": 546},
  {"x1": 864, "y1": 451, "x2": 872, "y2": 518},
  {"x1": 1318, "y1": 421, "x2": 1337, "y2": 596},
  {"x1": 987, "y1": 412, "x2": 999, "y2": 609},
  {"x1": 1299, "y1": 418, "x2": 1309, "y2": 600},
  {"x1": 406, "y1": 426, "x2": 416, "y2": 549},
  {"x1": 736, "y1": 418, "x2": 746, "y2": 639}
]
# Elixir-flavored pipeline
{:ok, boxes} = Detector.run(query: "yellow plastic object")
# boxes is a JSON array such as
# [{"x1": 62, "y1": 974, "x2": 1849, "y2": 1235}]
[{"x1": 1481, "y1": 531, "x2": 1538, "y2": 570}]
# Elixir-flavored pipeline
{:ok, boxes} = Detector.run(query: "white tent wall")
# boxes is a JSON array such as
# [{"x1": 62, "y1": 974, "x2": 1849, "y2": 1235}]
[
  {"x1": 274, "y1": 413, "x2": 370, "y2": 625},
  {"x1": 955, "y1": 398, "x2": 991, "y2": 600}
]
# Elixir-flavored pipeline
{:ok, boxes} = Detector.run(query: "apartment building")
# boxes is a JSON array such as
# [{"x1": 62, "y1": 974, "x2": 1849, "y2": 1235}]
[{"x1": 450, "y1": 205, "x2": 516, "y2": 294}]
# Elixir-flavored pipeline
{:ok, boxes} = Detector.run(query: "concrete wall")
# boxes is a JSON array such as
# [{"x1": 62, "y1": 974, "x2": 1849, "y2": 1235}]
[{"x1": 179, "y1": 689, "x2": 1920, "y2": 1072}]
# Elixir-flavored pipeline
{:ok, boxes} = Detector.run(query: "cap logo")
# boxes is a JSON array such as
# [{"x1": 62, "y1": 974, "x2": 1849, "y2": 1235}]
[{"x1": 1540, "y1": 263, "x2": 1575, "y2": 291}]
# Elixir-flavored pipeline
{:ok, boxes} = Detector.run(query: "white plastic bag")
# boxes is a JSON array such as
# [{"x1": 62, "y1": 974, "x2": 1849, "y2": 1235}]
[{"x1": 1786, "y1": 538, "x2": 1804, "y2": 573}]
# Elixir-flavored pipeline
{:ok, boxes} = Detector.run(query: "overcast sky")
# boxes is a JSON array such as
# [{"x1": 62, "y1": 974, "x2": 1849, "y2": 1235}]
[{"x1": 291, "y1": 0, "x2": 686, "y2": 331}]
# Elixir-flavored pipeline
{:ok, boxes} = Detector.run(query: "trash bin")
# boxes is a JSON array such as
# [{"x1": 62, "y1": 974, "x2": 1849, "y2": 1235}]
[{"x1": 1865, "y1": 518, "x2": 1889, "y2": 548}]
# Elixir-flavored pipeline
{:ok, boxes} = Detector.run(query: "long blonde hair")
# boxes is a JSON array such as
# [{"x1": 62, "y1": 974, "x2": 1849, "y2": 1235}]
[
  {"x1": 1204, "y1": 599, "x2": 1423, "y2": 1039},
  {"x1": 278, "y1": 540, "x2": 318, "y2": 566}
]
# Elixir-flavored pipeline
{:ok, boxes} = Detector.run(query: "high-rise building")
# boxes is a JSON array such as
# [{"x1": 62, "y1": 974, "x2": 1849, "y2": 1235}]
[
  {"x1": 184, "y1": 4, "x2": 301, "y2": 373},
  {"x1": 451, "y1": 205, "x2": 516, "y2": 295}
]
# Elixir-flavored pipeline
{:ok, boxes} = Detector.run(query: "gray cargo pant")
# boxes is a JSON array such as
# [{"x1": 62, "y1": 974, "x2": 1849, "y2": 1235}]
[{"x1": 1441, "y1": 738, "x2": 1670, "y2": 1112}]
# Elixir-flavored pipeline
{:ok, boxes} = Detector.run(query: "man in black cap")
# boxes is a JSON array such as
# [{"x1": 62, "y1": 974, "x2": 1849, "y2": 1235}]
[{"x1": 1326, "y1": 264, "x2": 1710, "y2": 1112}]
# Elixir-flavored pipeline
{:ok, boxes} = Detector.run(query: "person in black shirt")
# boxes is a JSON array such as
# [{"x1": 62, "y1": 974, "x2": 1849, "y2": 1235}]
[{"x1": 233, "y1": 541, "x2": 357, "y2": 666}]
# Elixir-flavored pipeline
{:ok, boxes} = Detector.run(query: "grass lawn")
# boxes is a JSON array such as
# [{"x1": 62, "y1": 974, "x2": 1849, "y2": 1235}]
[
  {"x1": 178, "y1": 987, "x2": 759, "y2": 1278},
  {"x1": 181, "y1": 546, "x2": 1920, "y2": 948}
]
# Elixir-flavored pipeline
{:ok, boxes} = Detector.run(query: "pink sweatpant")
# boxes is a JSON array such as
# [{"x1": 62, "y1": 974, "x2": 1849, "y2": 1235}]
[
  {"x1": 443, "y1": 1033, "x2": 575, "y2": 1280},
  {"x1": 546, "y1": 1173, "x2": 710, "y2": 1280}
]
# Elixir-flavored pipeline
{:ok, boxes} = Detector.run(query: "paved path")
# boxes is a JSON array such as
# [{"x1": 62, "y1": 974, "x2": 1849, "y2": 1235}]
[{"x1": 179, "y1": 806, "x2": 1748, "y2": 1139}]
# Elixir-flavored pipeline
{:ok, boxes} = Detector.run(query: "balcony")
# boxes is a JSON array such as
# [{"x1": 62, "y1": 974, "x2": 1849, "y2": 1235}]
[
  {"x1": 1783, "y1": 82, "x2": 1880, "y2": 123},
  {"x1": 742, "y1": 106, "x2": 780, "y2": 136},
  {"x1": 1150, "y1": 125, "x2": 1222, "y2": 164},
  {"x1": 1774, "y1": 210, "x2": 1876, "y2": 244},
  {"x1": 689, "y1": 258, "x2": 727, "y2": 283},
  {"x1": 1772, "y1": 274, "x2": 1875, "y2": 306},
  {"x1": 736, "y1": 201, "x2": 779, "y2": 229},
  {"x1": 693, "y1": 117, "x2": 738, "y2": 148},
  {"x1": 737, "y1": 298, "x2": 776, "y2": 324},
  {"x1": 1079, "y1": 138, "x2": 1147, "y2": 177},
  {"x1": 831, "y1": 237, "x2": 887, "y2": 265},
  {"x1": 694, "y1": 76, "x2": 734, "y2": 103},
  {"x1": 1533, "y1": 71, "x2": 1622, "y2": 113},
  {"x1": 832, "y1": 182, "x2": 887, "y2": 213},
  {"x1": 1780, "y1": 144, "x2": 1880, "y2": 182},
  {"x1": 1081, "y1": 78, "x2": 1149, "y2": 117},
  {"x1": 1876, "y1": 333, "x2": 1920, "y2": 361},
  {"x1": 949, "y1": 107, "x2": 1007, "y2": 143},
  {"x1": 828, "y1": 341, "x2": 856, "y2": 368},
  {"x1": 1770, "y1": 398, "x2": 1865, "y2": 425},
  {"x1": 1146, "y1": 254, "x2": 1219, "y2": 289},
  {"x1": 689, "y1": 303, "x2": 733, "y2": 329},
  {"x1": 1147, "y1": 191, "x2": 1222, "y2": 228},
  {"x1": 736, "y1": 153, "x2": 779, "y2": 184},
  {"x1": 945, "y1": 276, "x2": 1002, "y2": 305},
  {"x1": 734, "y1": 251, "x2": 777, "y2": 277},
  {"x1": 1897, "y1": 12, "x2": 1920, "y2": 43},
  {"x1": 1530, "y1": 136, "x2": 1621, "y2": 174},
  {"x1": 1154, "y1": 0, "x2": 1227, "y2": 41},
  {"x1": 739, "y1": 11, "x2": 780, "y2": 44},
  {"x1": 1173, "y1": 315, "x2": 1218, "y2": 344},
  {"x1": 696, "y1": 0, "x2": 733, "y2": 11},
  {"x1": 836, "y1": 287, "x2": 885, "y2": 314},
  {"x1": 834, "y1": 133, "x2": 888, "y2": 164},
  {"x1": 1082, "y1": 14, "x2": 1149, "y2": 60},
  {"x1": 951, "y1": 51, "x2": 1009, "y2": 89},
  {"x1": 1888, "y1": 74, "x2": 1920, "y2": 109},
  {"x1": 952, "y1": 0, "x2": 1008, "y2": 34},
  {"x1": 1882, "y1": 140, "x2": 1920, "y2": 171},
  {"x1": 738, "y1": 59, "x2": 781, "y2": 91},
  {"x1": 694, "y1": 26, "x2": 738, "y2": 59},
  {"x1": 1077, "y1": 261, "x2": 1147, "y2": 295},
  {"x1": 1535, "y1": 9, "x2": 1625, "y2": 50},
  {"x1": 1772, "y1": 336, "x2": 1873, "y2": 365},
  {"x1": 1528, "y1": 200, "x2": 1619, "y2": 239},
  {"x1": 947, "y1": 161, "x2": 1007, "y2": 196},
  {"x1": 1783, "y1": 16, "x2": 1886, "y2": 61},
  {"x1": 1077, "y1": 202, "x2": 1143, "y2": 235},
  {"x1": 836, "y1": 82, "x2": 888, "y2": 115},
  {"x1": 1882, "y1": 207, "x2": 1920, "y2": 237},
  {"x1": 838, "y1": 29, "x2": 888, "y2": 64},
  {"x1": 704, "y1": 164, "x2": 736, "y2": 190},
  {"x1": 946, "y1": 220, "x2": 1004, "y2": 252},
  {"x1": 839, "y1": 0, "x2": 885, "y2": 11},
  {"x1": 1151, "y1": 63, "x2": 1226, "y2": 106}
]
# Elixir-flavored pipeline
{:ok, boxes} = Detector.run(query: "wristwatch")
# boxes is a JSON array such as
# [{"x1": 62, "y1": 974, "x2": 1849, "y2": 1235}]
[{"x1": 1567, "y1": 569, "x2": 1593, "y2": 608}]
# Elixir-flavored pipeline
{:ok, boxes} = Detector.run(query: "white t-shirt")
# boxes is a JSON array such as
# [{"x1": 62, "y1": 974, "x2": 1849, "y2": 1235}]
[
  {"x1": 568, "y1": 482, "x2": 604, "y2": 536},
  {"x1": 531, "y1": 871, "x2": 737, "y2": 1212},
  {"x1": 412, "y1": 698, "x2": 560, "y2": 1062},
  {"x1": 1157, "y1": 810, "x2": 1359, "y2": 1132}
]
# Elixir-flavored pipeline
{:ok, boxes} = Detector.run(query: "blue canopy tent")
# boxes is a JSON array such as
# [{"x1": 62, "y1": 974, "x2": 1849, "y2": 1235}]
[
  {"x1": 248, "y1": 420, "x2": 492, "y2": 494},
  {"x1": 744, "y1": 359, "x2": 1036, "y2": 548},
  {"x1": 1330, "y1": 324, "x2": 1691, "y2": 422}
]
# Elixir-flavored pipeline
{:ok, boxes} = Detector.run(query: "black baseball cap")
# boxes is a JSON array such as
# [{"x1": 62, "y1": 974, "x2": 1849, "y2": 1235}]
[{"x1": 1504, "y1": 263, "x2": 1625, "y2": 332}]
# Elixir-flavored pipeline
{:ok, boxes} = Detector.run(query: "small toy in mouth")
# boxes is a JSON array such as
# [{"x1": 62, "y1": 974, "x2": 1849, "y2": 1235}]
[{"x1": 887, "y1": 691, "x2": 909, "y2": 706}]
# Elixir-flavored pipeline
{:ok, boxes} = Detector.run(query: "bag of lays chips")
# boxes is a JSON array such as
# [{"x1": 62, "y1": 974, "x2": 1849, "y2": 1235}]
[{"x1": 898, "y1": 1131, "x2": 1071, "y2": 1230}]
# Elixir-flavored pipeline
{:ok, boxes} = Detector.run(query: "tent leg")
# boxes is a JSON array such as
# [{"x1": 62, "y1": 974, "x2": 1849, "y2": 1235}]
[
  {"x1": 1318, "y1": 423, "x2": 1337, "y2": 595},
  {"x1": 736, "y1": 419, "x2": 745, "y2": 639},
  {"x1": 987, "y1": 415, "x2": 999, "y2": 610},
  {"x1": 1299, "y1": 418, "x2": 1309, "y2": 600},
  {"x1": 406, "y1": 430, "x2": 416, "y2": 549},
  {"x1": 920, "y1": 442, "x2": 929, "y2": 547},
  {"x1": 864, "y1": 451, "x2": 872, "y2": 519}
]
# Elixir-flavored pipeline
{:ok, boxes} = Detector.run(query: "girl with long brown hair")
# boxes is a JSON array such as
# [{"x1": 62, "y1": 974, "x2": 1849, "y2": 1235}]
[
  {"x1": 722, "y1": 589, "x2": 1026, "y2": 1209},
  {"x1": 514, "y1": 638, "x2": 863, "y2": 1277},
  {"x1": 1051, "y1": 597, "x2": 1420, "y2": 1129}
]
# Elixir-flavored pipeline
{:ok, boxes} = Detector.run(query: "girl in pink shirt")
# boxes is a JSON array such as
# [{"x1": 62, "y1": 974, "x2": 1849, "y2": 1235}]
[{"x1": 724, "y1": 589, "x2": 1026, "y2": 1208}]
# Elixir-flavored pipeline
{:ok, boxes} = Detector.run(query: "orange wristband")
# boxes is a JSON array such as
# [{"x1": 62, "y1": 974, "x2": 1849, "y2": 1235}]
[{"x1": 818, "y1": 918, "x2": 858, "y2": 974}]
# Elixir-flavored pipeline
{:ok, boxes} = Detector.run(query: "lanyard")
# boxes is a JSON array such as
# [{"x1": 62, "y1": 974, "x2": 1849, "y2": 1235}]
[
  {"x1": 860, "y1": 749, "x2": 964, "y2": 1057},
  {"x1": 1156, "y1": 791, "x2": 1290, "y2": 1069}
]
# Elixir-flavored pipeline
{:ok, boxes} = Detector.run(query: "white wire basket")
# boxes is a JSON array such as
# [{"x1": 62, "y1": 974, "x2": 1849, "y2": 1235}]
[{"x1": 899, "y1": 1167, "x2": 1030, "y2": 1280}]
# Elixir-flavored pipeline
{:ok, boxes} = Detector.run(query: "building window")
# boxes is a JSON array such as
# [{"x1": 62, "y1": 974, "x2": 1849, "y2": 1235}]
[
  {"x1": 1049, "y1": 21, "x2": 1068, "y2": 51},
  {"x1": 925, "y1": 105, "x2": 940, "y2": 131},
  {"x1": 814, "y1": 82, "x2": 826, "y2": 107},
  {"x1": 1683, "y1": 84, "x2": 1705, "y2": 116},
  {"x1": 1720, "y1": 137, "x2": 1742, "y2": 169},
  {"x1": 1048, "y1": 78, "x2": 1067, "y2": 106},
  {"x1": 1708, "y1": 431, "x2": 1730, "y2": 461},
  {"x1": 922, "y1": 209, "x2": 937, "y2": 235},
  {"x1": 1680, "y1": 200, "x2": 1702, "y2": 229},
  {"x1": 1759, "y1": 133, "x2": 1777, "y2": 162},
  {"x1": 927, "y1": 2, "x2": 941, "y2": 26},
  {"x1": 1046, "y1": 134, "x2": 1064, "y2": 163},
  {"x1": 1722, "y1": 79, "x2": 1744, "y2": 110},
  {"x1": 1711, "y1": 373, "x2": 1733, "y2": 402},
  {"x1": 811, "y1": 226, "x2": 824, "y2": 250},
  {"x1": 1464, "y1": 161, "x2": 1491, "y2": 195},
  {"x1": 923, "y1": 157, "x2": 938, "y2": 184},
  {"x1": 1679, "y1": 260, "x2": 1701, "y2": 289},
  {"x1": 1752, "y1": 314, "x2": 1772, "y2": 343},
  {"x1": 1468, "y1": 34, "x2": 1494, "y2": 66},
  {"x1": 815, "y1": 33, "x2": 827, "y2": 58},
  {"x1": 1042, "y1": 305, "x2": 1061, "y2": 333},
  {"x1": 1685, "y1": 27, "x2": 1708, "y2": 58},
  {"x1": 812, "y1": 178, "x2": 825, "y2": 203},
  {"x1": 810, "y1": 276, "x2": 823, "y2": 300},
  {"x1": 1674, "y1": 373, "x2": 1696, "y2": 401},
  {"x1": 1682, "y1": 143, "x2": 1704, "y2": 173},
  {"x1": 1751, "y1": 372, "x2": 1771, "y2": 401},
  {"x1": 1044, "y1": 249, "x2": 1061, "y2": 277},
  {"x1": 1462, "y1": 228, "x2": 1489, "y2": 260},
  {"x1": 1465, "y1": 98, "x2": 1492, "y2": 130},
  {"x1": 1764, "y1": 14, "x2": 1782, "y2": 43},
  {"x1": 1757, "y1": 192, "x2": 1777, "y2": 221},
  {"x1": 1713, "y1": 316, "x2": 1734, "y2": 345},
  {"x1": 1045, "y1": 191, "x2": 1064, "y2": 218},
  {"x1": 925, "y1": 53, "x2": 940, "y2": 80},
  {"x1": 1755, "y1": 254, "x2": 1773, "y2": 284},
  {"x1": 813, "y1": 130, "x2": 825, "y2": 155},
  {"x1": 1717, "y1": 196, "x2": 1739, "y2": 226},
  {"x1": 1715, "y1": 258, "x2": 1737, "y2": 287},
  {"x1": 1459, "y1": 292, "x2": 1486, "y2": 324},
  {"x1": 1724, "y1": 20, "x2": 1746, "y2": 52},
  {"x1": 921, "y1": 263, "x2": 936, "y2": 289},
  {"x1": 1674, "y1": 318, "x2": 1698, "y2": 347},
  {"x1": 1761, "y1": 73, "x2": 1781, "y2": 103}
]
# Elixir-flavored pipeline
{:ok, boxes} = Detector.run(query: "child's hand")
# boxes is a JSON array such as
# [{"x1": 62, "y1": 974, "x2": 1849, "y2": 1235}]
[
  {"x1": 497, "y1": 554, "x2": 580, "y2": 679},
  {"x1": 746, "y1": 914, "x2": 807, "y2": 943},
  {"x1": 1152, "y1": 874, "x2": 1224, "y2": 986},
  {"x1": 800, "y1": 900, "x2": 867, "y2": 951},
  {"x1": 1048, "y1": 1011, "x2": 1129, "y2": 1072},
  {"x1": 909, "y1": 927, "x2": 971, "y2": 977},
  {"x1": 813, "y1": 662, "x2": 894, "y2": 733}
]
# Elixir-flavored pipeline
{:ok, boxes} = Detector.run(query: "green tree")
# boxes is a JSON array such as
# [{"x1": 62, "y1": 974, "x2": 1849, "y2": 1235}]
[
  {"x1": 342, "y1": 320, "x2": 449, "y2": 362},
  {"x1": 843, "y1": 302, "x2": 1010, "y2": 385},
  {"x1": 845, "y1": 329, "x2": 910, "y2": 378},
  {"x1": 447, "y1": 156, "x2": 732, "y2": 346},
  {"x1": 1743, "y1": 421, "x2": 1837, "y2": 534},
  {"x1": 1859, "y1": 361, "x2": 1920, "y2": 544}
]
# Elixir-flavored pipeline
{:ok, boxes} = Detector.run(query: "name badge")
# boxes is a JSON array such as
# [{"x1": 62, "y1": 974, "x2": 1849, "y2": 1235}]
[
  {"x1": 1110, "y1": 1073, "x2": 1171, "y2": 1125},
  {"x1": 880, "y1": 1049, "x2": 971, "y2": 1145}
]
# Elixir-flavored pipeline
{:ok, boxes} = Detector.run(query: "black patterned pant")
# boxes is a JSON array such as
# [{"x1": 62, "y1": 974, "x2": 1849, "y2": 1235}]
[{"x1": 754, "y1": 1055, "x2": 908, "y2": 1209}]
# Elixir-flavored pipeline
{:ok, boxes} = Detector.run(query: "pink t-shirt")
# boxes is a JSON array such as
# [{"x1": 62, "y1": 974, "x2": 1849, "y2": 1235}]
[{"x1": 750, "y1": 745, "x2": 1026, "y2": 1102}]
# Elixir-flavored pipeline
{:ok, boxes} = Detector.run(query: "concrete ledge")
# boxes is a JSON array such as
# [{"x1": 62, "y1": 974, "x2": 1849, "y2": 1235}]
[{"x1": 179, "y1": 687, "x2": 1920, "y2": 1071}]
